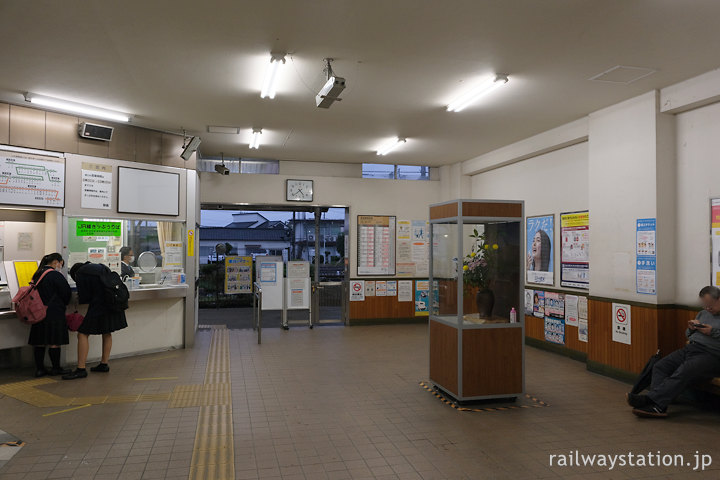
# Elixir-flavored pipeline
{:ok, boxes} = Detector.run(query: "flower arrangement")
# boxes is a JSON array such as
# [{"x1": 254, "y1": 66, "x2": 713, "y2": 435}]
[{"x1": 462, "y1": 228, "x2": 499, "y2": 291}]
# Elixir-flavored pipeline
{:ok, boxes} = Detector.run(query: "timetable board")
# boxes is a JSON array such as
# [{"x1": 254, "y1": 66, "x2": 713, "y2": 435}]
[
  {"x1": 357, "y1": 215, "x2": 396, "y2": 276},
  {"x1": 0, "y1": 150, "x2": 65, "y2": 208}
]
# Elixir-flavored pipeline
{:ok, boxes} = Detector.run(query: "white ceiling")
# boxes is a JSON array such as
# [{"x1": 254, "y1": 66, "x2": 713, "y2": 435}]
[{"x1": 1, "y1": 1, "x2": 720, "y2": 167}]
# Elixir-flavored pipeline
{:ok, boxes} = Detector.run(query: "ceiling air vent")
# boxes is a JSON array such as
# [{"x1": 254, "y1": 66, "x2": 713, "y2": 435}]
[{"x1": 589, "y1": 65, "x2": 656, "y2": 84}]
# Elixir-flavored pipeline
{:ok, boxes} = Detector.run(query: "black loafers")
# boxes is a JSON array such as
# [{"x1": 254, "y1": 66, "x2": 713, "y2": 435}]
[{"x1": 62, "y1": 369, "x2": 88, "y2": 380}]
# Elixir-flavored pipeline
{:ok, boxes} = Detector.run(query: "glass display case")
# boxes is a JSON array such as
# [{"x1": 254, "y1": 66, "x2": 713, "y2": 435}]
[{"x1": 429, "y1": 199, "x2": 524, "y2": 401}]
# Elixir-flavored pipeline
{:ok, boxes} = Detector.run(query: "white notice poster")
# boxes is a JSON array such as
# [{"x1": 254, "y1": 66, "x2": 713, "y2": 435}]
[
  {"x1": 398, "y1": 280, "x2": 413, "y2": 302},
  {"x1": 88, "y1": 247, "x2": 106, "y2": 264},
  {"x1": 260, "y1": 262, "x2": 277, "y2": 284},
  {"x1": 375, "y1": 280, "x2": 387, "y2": 296},
  {"x1": 81, "y1": 162, "x2": 113, "y2": 210},
  {"x1": 524, "y1": 289, "x2": 534, "y2": 316},
  {"x1": 612, "y1": 303, "x2": 631, "y2": 345},
  {"x1": 365, "y1": 281, "x2": 376, "y2": 297},
  {"x1": 565, "y1": 294, "x2": 579, "y2": 327},
  {"x1": 350, "y1": 280, "x2": 365, "y2": 301},
  {"x1": 386, "y1": 280, "x2": 397, "y2": 296},
  {"x1": 106, "y1": 252, "x2": 121, "y2": 275},
  {"x1": 163, "y1": 241, "x2": 184, "y2": 267},
  {"x1": 578, "y1": 318, "x2": 588, "y2": 343},
  {"x1": 578, "y1": 296, "x2": 588, "y2": 321}
]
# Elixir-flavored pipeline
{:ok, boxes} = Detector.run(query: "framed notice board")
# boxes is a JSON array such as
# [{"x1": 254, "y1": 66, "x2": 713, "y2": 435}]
[{"x1": 357, "y1": 215, "x2": 396, "y2": 276}]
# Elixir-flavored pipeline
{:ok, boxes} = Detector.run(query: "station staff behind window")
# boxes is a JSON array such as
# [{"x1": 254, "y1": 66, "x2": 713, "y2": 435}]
[{"x1": 120, "y1": 246, "x2": 134, "y2": 280}]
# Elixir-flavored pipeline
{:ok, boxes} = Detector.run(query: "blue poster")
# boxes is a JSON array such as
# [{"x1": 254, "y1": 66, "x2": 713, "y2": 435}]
[
  {"x1": 415, "y1": 280, "x2": 429, "y2": 316},
  {"x1": 636, "y1": 218, "x2": 656, "y2": 295},
  {"x1": 544, "y1": 316, "x2": 565, "y2": 345},
  {"x1": 526, "y1": 215, "x2": 554, "y2": 285}
]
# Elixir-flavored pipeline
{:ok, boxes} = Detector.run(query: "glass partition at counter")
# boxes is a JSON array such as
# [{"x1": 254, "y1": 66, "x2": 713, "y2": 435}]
[
  {"x1": 67, "y1": 218, "x2": 186, "y2": 284},
  {"x1": 431, "y1": 219, "x2": 521, "y2": 326}
]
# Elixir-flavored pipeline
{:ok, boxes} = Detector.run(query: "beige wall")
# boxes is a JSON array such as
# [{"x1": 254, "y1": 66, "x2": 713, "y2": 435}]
[{"x1": 0, "y1": 102, "x2": 192, "y2": 168}]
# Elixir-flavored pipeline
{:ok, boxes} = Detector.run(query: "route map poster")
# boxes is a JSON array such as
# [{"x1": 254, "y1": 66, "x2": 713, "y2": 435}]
[{"x1": 0, "y1": 150, "x2": 65, "y2": 208}]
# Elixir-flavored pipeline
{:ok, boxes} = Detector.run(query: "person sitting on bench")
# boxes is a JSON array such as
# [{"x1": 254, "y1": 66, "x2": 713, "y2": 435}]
[{"x1": 627, "y1": 286, "x2": 720, "y2": 418}]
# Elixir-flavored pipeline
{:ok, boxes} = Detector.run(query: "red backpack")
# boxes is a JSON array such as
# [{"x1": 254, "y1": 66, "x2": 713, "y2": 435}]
[{"x1": 12, "y1": 269, "x2": 53, "y2": 325}]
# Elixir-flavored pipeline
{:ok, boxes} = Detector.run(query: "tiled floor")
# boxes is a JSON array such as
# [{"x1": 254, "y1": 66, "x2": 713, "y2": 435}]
[{"x1": 1, "y1": 324, "x2": 720, "y2": 479}]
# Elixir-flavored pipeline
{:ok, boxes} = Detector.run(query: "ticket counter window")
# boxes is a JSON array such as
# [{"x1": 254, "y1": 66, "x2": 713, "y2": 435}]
[{"x1": 67, "y1": 218, "x2": 185, "y2": 285}]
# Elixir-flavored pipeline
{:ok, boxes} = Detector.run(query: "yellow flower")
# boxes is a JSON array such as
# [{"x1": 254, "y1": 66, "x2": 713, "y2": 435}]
[
  {"x1": 484, "y1": 244, "x2": 489, "y2": 250},
  {"x1": 470, "y1": 252, "x2": 476, "y2": 258},
  {"x1": 463, "y1": 265, "x2": 469, "y2": 271},
  {"x1": 492, "y1": 244, "x2": 499, "y2": 250}
]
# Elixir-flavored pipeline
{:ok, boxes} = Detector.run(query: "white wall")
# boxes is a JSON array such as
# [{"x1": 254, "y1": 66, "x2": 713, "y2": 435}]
[
  {"x1": 587, "y1": 91, "x2": 676, "y2": 303},
  {"x1": 200, "y1": 167, "x2": 442, "y2": 277},
  {"x1": 3, "y1": 221, "x2": 46, "y2": 261},
  {"x1": 470, "y1": 142, "x2": 588, "y2": 289},
  {"x1": 675, "y1": 102, "x2": 720, "y2": 304}
]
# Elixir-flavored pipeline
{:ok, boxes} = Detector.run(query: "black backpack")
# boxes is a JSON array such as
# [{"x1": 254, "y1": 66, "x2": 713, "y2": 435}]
[{"x1": 95, "y1": 264, "x2": 130, "y2": 311}]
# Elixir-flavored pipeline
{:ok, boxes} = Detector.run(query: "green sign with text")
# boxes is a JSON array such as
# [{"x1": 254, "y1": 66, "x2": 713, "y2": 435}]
[{"x1": 76, "y1": 221, "x2": 122, "y2": 237}]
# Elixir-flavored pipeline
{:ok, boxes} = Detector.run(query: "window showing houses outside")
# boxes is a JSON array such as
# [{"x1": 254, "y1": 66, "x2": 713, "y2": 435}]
[{"x1": 198, "y1": 208, "x2": 348, "y2": 309}]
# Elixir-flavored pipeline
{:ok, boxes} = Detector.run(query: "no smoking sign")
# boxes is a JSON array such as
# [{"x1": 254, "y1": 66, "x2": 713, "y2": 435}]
[
  {"x1": 612, "y1": 303, "x2": 632, "y2": 345},
  {"x1": 350, "y1": 280, "x2": 365, "y2": 302}
]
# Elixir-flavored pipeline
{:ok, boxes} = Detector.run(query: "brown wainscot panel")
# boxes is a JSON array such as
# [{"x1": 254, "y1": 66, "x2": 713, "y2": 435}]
[
  {"x1": 525, "y1": 314, "x2": 544, "y2": 340},
  {"x1": 587, "y1": 299, "x2": 659, "y2": 373},
  {"x1": 462, "y1": 327, "x2": 522, "y2": 397},
  {"x1": 429, "y1": 320, "x2": 458, "y2": 395},
  {"x1": 349, "y1": 293, "x2": 415, "y2": 319}
]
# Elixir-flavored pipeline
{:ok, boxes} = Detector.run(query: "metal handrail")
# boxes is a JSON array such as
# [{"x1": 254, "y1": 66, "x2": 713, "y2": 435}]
[{"x1": 252, "y1": 281, "x2": 262, "y2": 344}]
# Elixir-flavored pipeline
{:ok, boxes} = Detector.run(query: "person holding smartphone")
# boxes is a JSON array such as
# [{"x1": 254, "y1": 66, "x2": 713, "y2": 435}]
[{"x1": 627, "y1": 286, "x2": 720, "y2": 417}]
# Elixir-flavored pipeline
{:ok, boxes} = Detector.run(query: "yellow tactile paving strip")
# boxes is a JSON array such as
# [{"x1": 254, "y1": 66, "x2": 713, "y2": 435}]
[
  {"x1": 188, "y1": 325, "x2": 235, "y2": 480},
  {"x1": 0, "y1": 378, "x2": 172, "y2": 408}
]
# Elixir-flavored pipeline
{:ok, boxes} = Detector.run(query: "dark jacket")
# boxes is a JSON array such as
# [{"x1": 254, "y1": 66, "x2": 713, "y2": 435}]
[
  {"x1": 27, "y1": 266, "x2": 71, "y2": 346},
  {"x1": 121, "y1": 262, "x2": 134, "y2": 280},
  {"x1": 74, "y1": 262, "x2": 127, "y2": 335},
  {"x1": 32, "y1": 266, "x2": 71, "y2": 323}
]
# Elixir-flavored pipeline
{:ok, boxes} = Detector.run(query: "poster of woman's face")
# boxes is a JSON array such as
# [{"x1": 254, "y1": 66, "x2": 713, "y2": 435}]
[{"x1": 526, "y1": 214, "x2": 554, "y2": 285}]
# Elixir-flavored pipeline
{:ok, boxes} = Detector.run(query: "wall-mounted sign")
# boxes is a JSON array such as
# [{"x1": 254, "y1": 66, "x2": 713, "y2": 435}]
[
  {"x1": 612, "y1": 302, "x2": 631, "y2": 345},
  {"x1": 560, "y1": 211, "x2": 590, "y2": 289},
  {"x1": 357, "y1": 215, "x2": 396, "y2": 276},
  {"x1": 0, "y1": 150, "x2": 65, "y2": 208},
  {"x1": 76, "y1": 221, "x2": 121, "y2": 237},
  {"x1": 636, "y1": 218, "x2": 656, "y2": 295},
  {"x1": 350, "y1": 280, "x2": 365, "y2": 301},
  {"x1": 81, "y1": 162, "x2": 112, "y2": 210}
]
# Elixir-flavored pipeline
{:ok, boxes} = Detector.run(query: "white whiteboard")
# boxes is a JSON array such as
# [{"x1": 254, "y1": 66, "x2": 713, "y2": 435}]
[
  {"x1": 117, "y1": 166, "x2": 180, "y2": 216},
  {"x1": 0, "y1": 149, "x2": 65, "y2": 208}
]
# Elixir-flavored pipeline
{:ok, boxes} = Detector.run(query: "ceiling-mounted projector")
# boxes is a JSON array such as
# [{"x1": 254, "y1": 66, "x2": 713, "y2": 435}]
[
  {"x1": 316, "y1": 76, "x2": 346, "y2": 108},
  {"x1": 181, "y1": 136, "x2": 201, "y2": 161},
  {"x1": 214, "y1": 163, "x2": 230, "y2": 175}
]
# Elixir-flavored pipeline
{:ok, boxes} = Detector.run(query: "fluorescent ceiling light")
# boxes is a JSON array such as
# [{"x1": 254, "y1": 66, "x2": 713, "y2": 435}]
[
  {"x1": 446, "y1": 74, "x2": 509, "y2": 113},
  {"x1": 376, "y1": 137, "x2": 407, "y2": 156},
  {"x1": 260, "y1": 53, "x2": 286, "y2": 99},
  {"x1": 208, "y1": 125, "x2": 241, "y2": 134},
  {"x1": 24, "y1": 93, "x2": 131, "y2": 122},
  {"x1": 249, "y1": 129, "x2": 262, "y2": 149}
]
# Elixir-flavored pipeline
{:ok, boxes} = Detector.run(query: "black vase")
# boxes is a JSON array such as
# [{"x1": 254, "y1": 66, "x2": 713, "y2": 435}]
[{"x1": 475, "y1": 289, "x2": 495, "y2": 318}]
